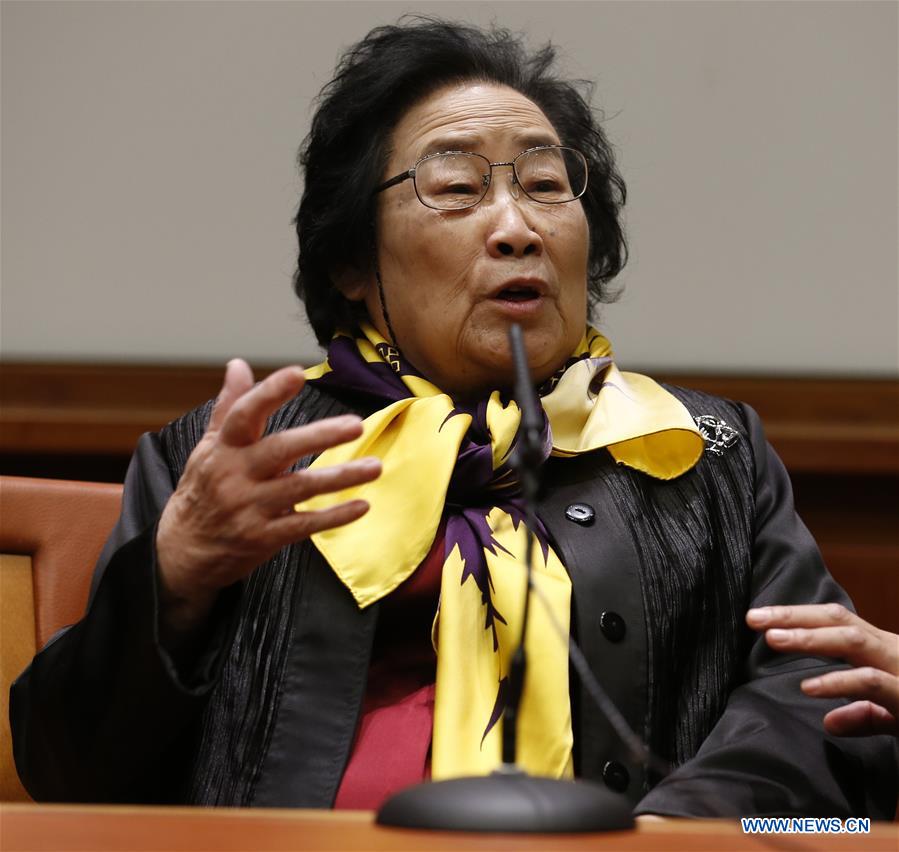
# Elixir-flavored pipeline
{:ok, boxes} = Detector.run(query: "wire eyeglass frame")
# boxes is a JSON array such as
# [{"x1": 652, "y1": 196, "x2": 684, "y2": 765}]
[{"x1": 374, "y1": 145, "x2": 588, "y2": 211}]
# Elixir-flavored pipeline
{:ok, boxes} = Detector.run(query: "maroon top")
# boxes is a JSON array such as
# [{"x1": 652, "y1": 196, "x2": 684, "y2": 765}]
[{"x1": 333, "y1": 524, "x2": 445, "y2": 809}]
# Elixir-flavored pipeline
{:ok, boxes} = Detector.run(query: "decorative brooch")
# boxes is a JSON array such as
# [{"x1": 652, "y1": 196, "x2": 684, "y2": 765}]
[{"x1": 694, "y1": 415, "x2": 740, "y2": 456}]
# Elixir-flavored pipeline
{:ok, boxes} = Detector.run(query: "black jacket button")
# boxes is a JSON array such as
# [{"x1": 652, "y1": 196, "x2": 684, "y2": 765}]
[
  {"x1": 600, "y1": 611, "x2": 626, "y2": 642},
  {"x1": 565, "y1": 503, "x2": 595, "y2": 526},
  {"x1": 602, "y1": 760, "x2": 630, "y2": 793}
]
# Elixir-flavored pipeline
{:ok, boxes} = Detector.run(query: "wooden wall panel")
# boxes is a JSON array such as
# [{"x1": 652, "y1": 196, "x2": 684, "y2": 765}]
[{"x1": 3, "y1": 364, "x2": 897, "y2": 471}]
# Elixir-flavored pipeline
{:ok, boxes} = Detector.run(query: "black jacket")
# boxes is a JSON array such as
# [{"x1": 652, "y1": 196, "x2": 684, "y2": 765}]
[{"x1": 11, "y1": 383, "x2": 898, "y2": 817}]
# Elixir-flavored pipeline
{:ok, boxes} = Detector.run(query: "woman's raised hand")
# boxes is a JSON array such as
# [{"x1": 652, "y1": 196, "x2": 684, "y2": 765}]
[
  {"x1": 747, "y1": 604, "x2": 899, "y2": 737},
  {"x1": 156, "y1": 359, "x2": 380, "y2": 633}
]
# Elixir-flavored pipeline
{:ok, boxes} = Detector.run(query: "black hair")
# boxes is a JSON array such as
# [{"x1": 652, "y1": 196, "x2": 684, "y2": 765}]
[{"x1": 294, "y1": 17, "x2": 627, "y2": 345}]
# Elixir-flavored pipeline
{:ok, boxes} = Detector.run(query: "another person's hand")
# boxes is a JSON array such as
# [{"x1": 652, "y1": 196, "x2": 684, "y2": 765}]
[
  {"x1": 747, "y1": 604, "x2": 899, "y2": 737},
  {"x1": 156, "y1": 359, "x2": 380, "y2": 634}
]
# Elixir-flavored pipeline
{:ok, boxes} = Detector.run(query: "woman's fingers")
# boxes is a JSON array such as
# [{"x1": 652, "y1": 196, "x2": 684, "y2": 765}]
[
  {"x1": 247, "y1": 415, "x2": 365, "y2": 479},
  {"x1": 822, "y1": 701, "x2": 898, "y2": 738},
  {"x1": 748, "y1": 603, "x2": 899, "y2": 738},
  {"x1": 764, "y1": 626, "x2": 897, "y2": 673},
  {"x1": 218, "y1": 366, "x2": 306, "y2": 447},
  {"x1": 208, "y1": 359, "x2": 256, "y2": 433},
  {"x1": 160, "y1": 364, "x2": 379, "y2": 604},
  {"x1": 257, "y1": 457, "x2": 382, "y2": 514},
  {"x1": 747, "y1": 603, "x2": 858, "y2": 631},
  {"x1": 802, "y1": 667, "x2": 899, "y2": 719},
  {"x1": 269, "y1": 499, "x2": 371, "y2": 543},
  {"x1": 747, "y1": 604, "x2": 898, "y2": 674}
]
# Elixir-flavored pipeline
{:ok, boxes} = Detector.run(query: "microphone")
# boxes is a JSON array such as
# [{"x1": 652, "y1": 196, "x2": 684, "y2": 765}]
[
  {"x1": 376, "y1": 323, "x2": 634, "y2": 832},
  {"x1": 508, "y1": 322, "x2": 544, "y2": 469},
  {"x1": 500, "y1": 323, "x2": 541, "y2": 768}
]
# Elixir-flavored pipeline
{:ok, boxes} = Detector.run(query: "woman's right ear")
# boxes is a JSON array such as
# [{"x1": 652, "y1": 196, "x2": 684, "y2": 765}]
[{"x1": 330, "y1": 264, "x2": 374, "y2": 302}]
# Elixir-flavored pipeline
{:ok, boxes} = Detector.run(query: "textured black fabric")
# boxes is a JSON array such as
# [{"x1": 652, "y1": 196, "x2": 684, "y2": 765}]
[
  {"x1": 156, "y1": 386, "x2": 364, "y2": 805},
  {"x1": 630, "y1": 386, "x2": 753, "y2": 767}
]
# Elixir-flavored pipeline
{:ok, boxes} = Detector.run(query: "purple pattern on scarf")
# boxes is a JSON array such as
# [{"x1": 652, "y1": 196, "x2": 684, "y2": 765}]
[{"x1": 482, "y1": 677, "x2": 509, "y2": 746}]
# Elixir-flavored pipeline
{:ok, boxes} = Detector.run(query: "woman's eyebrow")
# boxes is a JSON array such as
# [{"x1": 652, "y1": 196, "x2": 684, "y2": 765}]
[
  {"x1": 418, "y1": 131, "x2": 562, "y2": 160},
  {"x1": 515, "y1": 132, "x2": 561, "y2": 150},
  {"x1": 419, "y1": 134, "x2": 482, "y2": 157}
]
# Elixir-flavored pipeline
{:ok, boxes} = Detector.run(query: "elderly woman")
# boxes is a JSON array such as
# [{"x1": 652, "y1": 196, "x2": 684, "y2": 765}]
[{"x1": 12, "y1": 20, "x2": 897, "y2": 817}]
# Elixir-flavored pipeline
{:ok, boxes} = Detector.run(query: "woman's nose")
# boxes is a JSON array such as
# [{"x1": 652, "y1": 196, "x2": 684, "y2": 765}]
[{"x1": 484, "y1": 175, "x2": 543, "y2": 259}]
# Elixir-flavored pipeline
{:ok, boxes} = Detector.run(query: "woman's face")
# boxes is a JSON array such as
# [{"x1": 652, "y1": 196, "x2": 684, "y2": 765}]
[{"x1": 348, "y1": 82, "x2": 590, "y2": 397}]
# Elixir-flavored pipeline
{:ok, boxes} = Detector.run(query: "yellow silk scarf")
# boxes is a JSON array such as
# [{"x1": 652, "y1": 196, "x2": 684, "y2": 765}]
[{"x1": 298, "y1": 323, "x2": 703, "y2": 780}]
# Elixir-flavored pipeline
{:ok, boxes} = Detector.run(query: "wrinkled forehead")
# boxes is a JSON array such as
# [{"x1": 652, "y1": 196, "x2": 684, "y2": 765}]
[{"x1": 388, "y1": 81, "x2": 562, "y2": 167}]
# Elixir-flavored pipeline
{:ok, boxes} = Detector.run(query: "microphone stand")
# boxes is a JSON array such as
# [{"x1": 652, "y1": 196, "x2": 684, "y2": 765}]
[{"x1": 376, "y1": 324, "x2": 634, "y2": 832}]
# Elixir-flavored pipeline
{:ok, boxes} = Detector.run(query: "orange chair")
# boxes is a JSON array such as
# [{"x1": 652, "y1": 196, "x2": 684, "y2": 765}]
[{"x1": 0, "y1": 476, "x2": 123, "y2": 801}]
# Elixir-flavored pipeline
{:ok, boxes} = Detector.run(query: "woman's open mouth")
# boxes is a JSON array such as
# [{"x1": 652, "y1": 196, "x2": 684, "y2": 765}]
[
  {"x1": 495, "y1": 285, "x2": 541, "y2": 303},
  {"x1": 489, "y1": 285, "x2": 546, "y2": 317}
]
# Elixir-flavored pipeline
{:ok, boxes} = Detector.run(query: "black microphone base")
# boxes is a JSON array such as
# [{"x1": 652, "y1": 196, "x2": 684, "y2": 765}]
[{"x1": 376, "y1": 768, "x2": 634, "y2": 833}]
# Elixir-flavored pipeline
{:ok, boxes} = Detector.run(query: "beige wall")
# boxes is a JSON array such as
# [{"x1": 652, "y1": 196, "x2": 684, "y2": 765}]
[{"x1": 2, "y1": 1, "x2": 896, "y2": 374}]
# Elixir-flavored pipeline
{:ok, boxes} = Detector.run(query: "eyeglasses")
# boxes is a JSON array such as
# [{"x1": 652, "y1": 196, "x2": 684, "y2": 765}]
[{"x1": 374, "y1": 145, "x2": 588, "y2": 211}]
